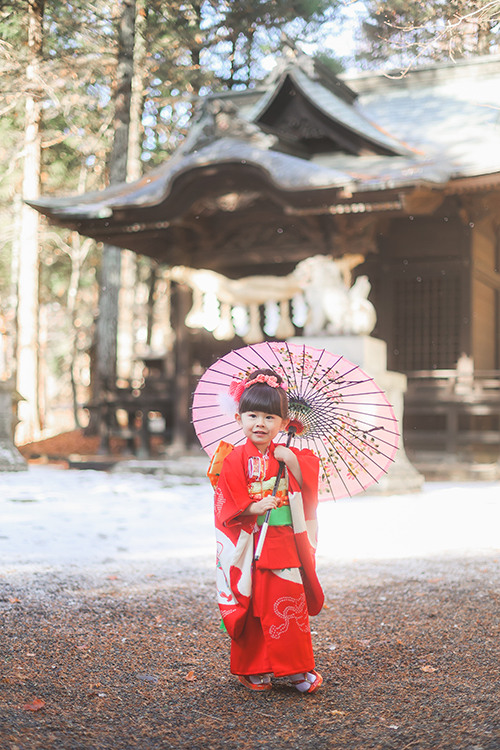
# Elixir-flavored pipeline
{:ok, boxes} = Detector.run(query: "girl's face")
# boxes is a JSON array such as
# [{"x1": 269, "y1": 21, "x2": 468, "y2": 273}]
[{"x1": 235, "y1": 410, "x2": 286, "y2": 453}]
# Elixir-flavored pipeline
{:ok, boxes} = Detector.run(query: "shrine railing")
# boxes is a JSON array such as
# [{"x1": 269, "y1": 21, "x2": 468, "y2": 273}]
[{"x1": 403, "y1": 369, "x2": 500, "y2": 454}]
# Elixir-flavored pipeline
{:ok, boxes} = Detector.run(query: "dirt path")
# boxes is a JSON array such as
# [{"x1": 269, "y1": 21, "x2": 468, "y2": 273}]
[{"x1": 2, "y1": 556, "x2": 499, "y2": 749}]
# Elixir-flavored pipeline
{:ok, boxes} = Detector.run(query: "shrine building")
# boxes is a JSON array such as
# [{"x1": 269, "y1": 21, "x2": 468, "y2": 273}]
[{"x1": 30, "y1": 46, "x2": 500, "y2": 474}]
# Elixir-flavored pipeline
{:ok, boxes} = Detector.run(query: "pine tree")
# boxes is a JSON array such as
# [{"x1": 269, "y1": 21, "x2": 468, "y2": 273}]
[
  {"x1": 206, "y1": 0, "x2": 334, "y2": 88},
  {"x1": 1, "y1": 0, "x2": 347, "y2": 444},
  {"x1": 359, "y1": 0, "x2": 500, "y2": 69},
  {"x1": 132, "y1": 0, "x2": 339, "y2": 167}
]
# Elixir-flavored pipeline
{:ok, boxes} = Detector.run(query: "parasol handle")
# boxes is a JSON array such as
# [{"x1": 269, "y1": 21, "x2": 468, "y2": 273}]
[{"x1": 254, "y1": 427, "x2": 296, "y2": 562}]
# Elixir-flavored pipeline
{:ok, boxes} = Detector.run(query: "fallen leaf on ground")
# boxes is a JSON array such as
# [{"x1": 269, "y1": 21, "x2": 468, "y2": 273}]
[
  {"x1": 185, "y1": 671, "x2": 196, "y2": 681},
  {"x1": 421, "y1": 665, "x2": 438, "y2": 673},
  {"x1": 22, "y1": 698, "x2": 45, "y2": 711}
]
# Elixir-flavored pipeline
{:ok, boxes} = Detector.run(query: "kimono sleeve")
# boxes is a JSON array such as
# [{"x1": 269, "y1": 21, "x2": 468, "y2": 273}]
[
  {"x1": 288, "y1": 447, "x2": 320, "y2": 520},
  {"x1": 217, "y1": 448, "x2": 255, "y2": 531}
]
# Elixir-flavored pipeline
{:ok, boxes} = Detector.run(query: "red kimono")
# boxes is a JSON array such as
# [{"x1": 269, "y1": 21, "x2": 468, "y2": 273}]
[{"x1": 212, "y1": 439, "x2": 324, "y2": 678}]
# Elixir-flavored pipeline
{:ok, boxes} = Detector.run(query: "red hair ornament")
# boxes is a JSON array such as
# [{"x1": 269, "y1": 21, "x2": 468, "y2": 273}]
[{"x1": 228, "y1": 373, "x2": 287, "y2": 404}]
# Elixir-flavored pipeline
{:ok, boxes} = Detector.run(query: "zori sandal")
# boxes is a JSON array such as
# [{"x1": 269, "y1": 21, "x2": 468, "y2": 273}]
[
  {"x1": 238, "y1": 674, "x2": 272, "y2": 691},
  {"x1": 289, "y1": 670, "x2": 323, "y2": 694}
]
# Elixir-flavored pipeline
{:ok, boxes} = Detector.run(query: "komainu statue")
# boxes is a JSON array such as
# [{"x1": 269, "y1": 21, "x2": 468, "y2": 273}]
[
  {"x1": 167, "y1": 254, "x2": 376, "y2": 343},
  {"x1": 298, "y1": 254, "x2": 377, "y2": 336}
]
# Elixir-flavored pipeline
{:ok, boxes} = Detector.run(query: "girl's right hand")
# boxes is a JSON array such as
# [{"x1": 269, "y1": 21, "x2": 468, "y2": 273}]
[{"x1": 248, "y1": 497, "x2": 277, "y2": 515}]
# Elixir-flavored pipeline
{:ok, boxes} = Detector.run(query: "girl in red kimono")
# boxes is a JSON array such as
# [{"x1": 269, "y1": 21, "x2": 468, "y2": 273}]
[{"x1": 209, "y1": 368, "x2": 324, "y2": 693}]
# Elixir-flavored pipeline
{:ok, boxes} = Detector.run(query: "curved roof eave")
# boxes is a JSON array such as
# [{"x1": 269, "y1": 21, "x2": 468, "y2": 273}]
[
  {"x1": 28, "y1": 138, "x2": 460, "y2": 226},
  {"x1": 28, "y1": 138, "x2": 357, "y2": 221}
]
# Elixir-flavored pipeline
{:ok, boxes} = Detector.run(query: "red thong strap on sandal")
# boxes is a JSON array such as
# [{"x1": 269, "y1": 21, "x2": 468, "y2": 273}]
[
  {"x1": 289, "y1": 669, "x2": 323, "y2": 694},
  {"x1": 238, "y1": 674, "x2": 272, "y2": 691}
]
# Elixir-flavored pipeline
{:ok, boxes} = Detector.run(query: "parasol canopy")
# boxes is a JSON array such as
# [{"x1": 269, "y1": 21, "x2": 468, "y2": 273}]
[{"x1": 192, "y1": 341, "x2": 399, "y2": 500}]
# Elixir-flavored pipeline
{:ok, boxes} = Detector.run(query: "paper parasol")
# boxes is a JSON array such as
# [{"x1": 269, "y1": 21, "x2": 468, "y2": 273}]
[{"x1": 192, "y1": 341, "x2": 399, "y2": 500}]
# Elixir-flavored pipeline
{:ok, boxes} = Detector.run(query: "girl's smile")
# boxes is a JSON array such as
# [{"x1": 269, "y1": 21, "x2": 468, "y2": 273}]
[{"x1": 235, "y1": 411, "x2": 286, "y2": 453}]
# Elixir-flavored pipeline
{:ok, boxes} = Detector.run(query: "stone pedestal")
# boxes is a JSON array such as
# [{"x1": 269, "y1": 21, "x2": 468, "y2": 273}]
[
  {"x1": 291, "y1": 335, "x2": 424, "y2": 494},
  {"x1": 0, "y1": 382, "x2": 27, "y2": 471}
]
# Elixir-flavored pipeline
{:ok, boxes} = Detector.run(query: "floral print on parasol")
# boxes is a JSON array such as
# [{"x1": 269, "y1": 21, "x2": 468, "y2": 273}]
[{"x1": 192, "y1": 341, "x2": 399, "y2": 500}]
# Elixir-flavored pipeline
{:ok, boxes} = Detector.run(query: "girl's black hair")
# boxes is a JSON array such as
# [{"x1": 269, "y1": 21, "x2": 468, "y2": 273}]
[{"x1": 238, "y1": 368, "x2": 288, "y2": 419}]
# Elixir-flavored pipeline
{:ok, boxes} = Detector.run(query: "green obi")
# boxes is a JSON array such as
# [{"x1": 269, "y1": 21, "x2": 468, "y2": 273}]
[{"x1": 257, "y1": 504, "x2": 292, "y2": 527}]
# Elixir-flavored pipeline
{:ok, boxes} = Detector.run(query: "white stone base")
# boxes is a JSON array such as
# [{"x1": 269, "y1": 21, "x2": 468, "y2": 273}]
[{"x1": 0, "y1": 441, "x2": 27, "y2": 472}]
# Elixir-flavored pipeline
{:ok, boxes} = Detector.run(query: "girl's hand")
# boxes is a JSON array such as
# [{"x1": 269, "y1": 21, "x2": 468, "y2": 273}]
[
  {"x1": 246, "y1": 496, "x2": 278, "y2": 515},
  {"x1": 274, "y1": 445, "x2": 303, "y2": 487},
  {"x1": 274, "y1": 445, "x2": 294, "y2": 464}
]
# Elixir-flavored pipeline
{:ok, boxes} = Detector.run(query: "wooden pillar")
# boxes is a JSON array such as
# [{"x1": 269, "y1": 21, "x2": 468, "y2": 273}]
[
  {"x1": 446, "y1": 406, "x2": 458, "y2": 455},
  {"x1": 172, "y1": 284, "x2": 191, "y2": 451}
]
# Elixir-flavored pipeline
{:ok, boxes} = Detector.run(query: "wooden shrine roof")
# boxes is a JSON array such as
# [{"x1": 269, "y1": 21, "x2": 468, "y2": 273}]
[{"x1": 28, "y1": 49, "x2": 500, "y2": 265}]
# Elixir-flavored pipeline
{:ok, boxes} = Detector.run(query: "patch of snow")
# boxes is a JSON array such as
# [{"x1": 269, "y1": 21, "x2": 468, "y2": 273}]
[{"x1": 0, "y1": 467, "x2": 499, "y2": 577}]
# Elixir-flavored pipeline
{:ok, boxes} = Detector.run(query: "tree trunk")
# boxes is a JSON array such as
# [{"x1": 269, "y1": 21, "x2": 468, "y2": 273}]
[
  {"x1": 127, "y1": 0, "x2": 147, "y2": 184},
  {"x1": 67, "y1": 233, "x2": 93, "y2": 428},
  {"x1": 109, "y1": 0, "x2": 136, "y2": 186},
  {"x1": 116, "y1": 0, "x2": 147, "y2": 384},
  {"x1": 94, "y1": 0, "x2": 136, "y2": 409},
  {"x1": 16, "y1": 0, "x2": 45, "y2": 444}
]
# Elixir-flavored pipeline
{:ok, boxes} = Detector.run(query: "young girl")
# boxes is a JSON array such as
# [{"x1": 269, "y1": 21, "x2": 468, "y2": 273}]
[{"x1": 209, "y1": 368, "x2": 324, "y2": 693}]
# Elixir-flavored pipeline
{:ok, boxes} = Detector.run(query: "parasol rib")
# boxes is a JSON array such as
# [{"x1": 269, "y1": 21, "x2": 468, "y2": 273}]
[
  {"x1": 330, "y1": 405, "x2": 398, "y2": 422},
  {"x1": 300, "y1": 351, "x2": 343, "y2": 404},
  {"x1": 332, "y1": 424, "x2": 397, "y2": 467},
  {"x1": 310, "y1": 433, "x2": 352, "y2": 499},
  {"x1": 311, "y1": 364, "x2": 364, "y2": 399},
  {"x1": 339, "y1": 424, "x2": 399, "y2": 453},
  {"x1": 324, "y1": 433, "x2": 373, "y2": 492},
  {"x1": 192, "y1": 341, "x2": 399, "y2": 502}
]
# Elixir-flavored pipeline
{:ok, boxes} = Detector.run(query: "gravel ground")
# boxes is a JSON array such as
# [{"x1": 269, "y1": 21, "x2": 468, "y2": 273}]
[
  {"x1": 1, "y1": 467, "x2": 500, "y2": 749},
  {"x1": 2, "y1": 554, "x2": 500, "y2": 750}
]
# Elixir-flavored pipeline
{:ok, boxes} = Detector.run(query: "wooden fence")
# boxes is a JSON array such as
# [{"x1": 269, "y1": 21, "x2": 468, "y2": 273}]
[{"x1": 403, "y1": 370, "x2": 500, "y2": 454}]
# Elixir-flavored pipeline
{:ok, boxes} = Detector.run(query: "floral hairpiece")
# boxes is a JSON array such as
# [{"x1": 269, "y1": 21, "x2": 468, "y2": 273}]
[{"x1": 228, "y1": 373, "x2": 287, "y2": 402}]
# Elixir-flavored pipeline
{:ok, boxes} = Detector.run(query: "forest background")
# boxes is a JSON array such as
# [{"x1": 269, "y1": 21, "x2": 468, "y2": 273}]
[{"x1": 1, "y1": 0, "x2": 499, "y2": 445}]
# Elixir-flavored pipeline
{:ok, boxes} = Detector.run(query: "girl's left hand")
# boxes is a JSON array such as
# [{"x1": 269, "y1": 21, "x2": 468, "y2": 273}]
[
  {"x1": 274, "y1": 445, "x2": 302, "y2": 487},
  {"x1": 274, "y1": 445, "x2": 293, "y2": 464}
]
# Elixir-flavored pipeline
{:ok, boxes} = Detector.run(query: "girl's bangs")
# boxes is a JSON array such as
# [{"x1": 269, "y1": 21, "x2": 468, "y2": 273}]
[{"x1": 239, "y1": 384, "x2": 287, "y2": 418}]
